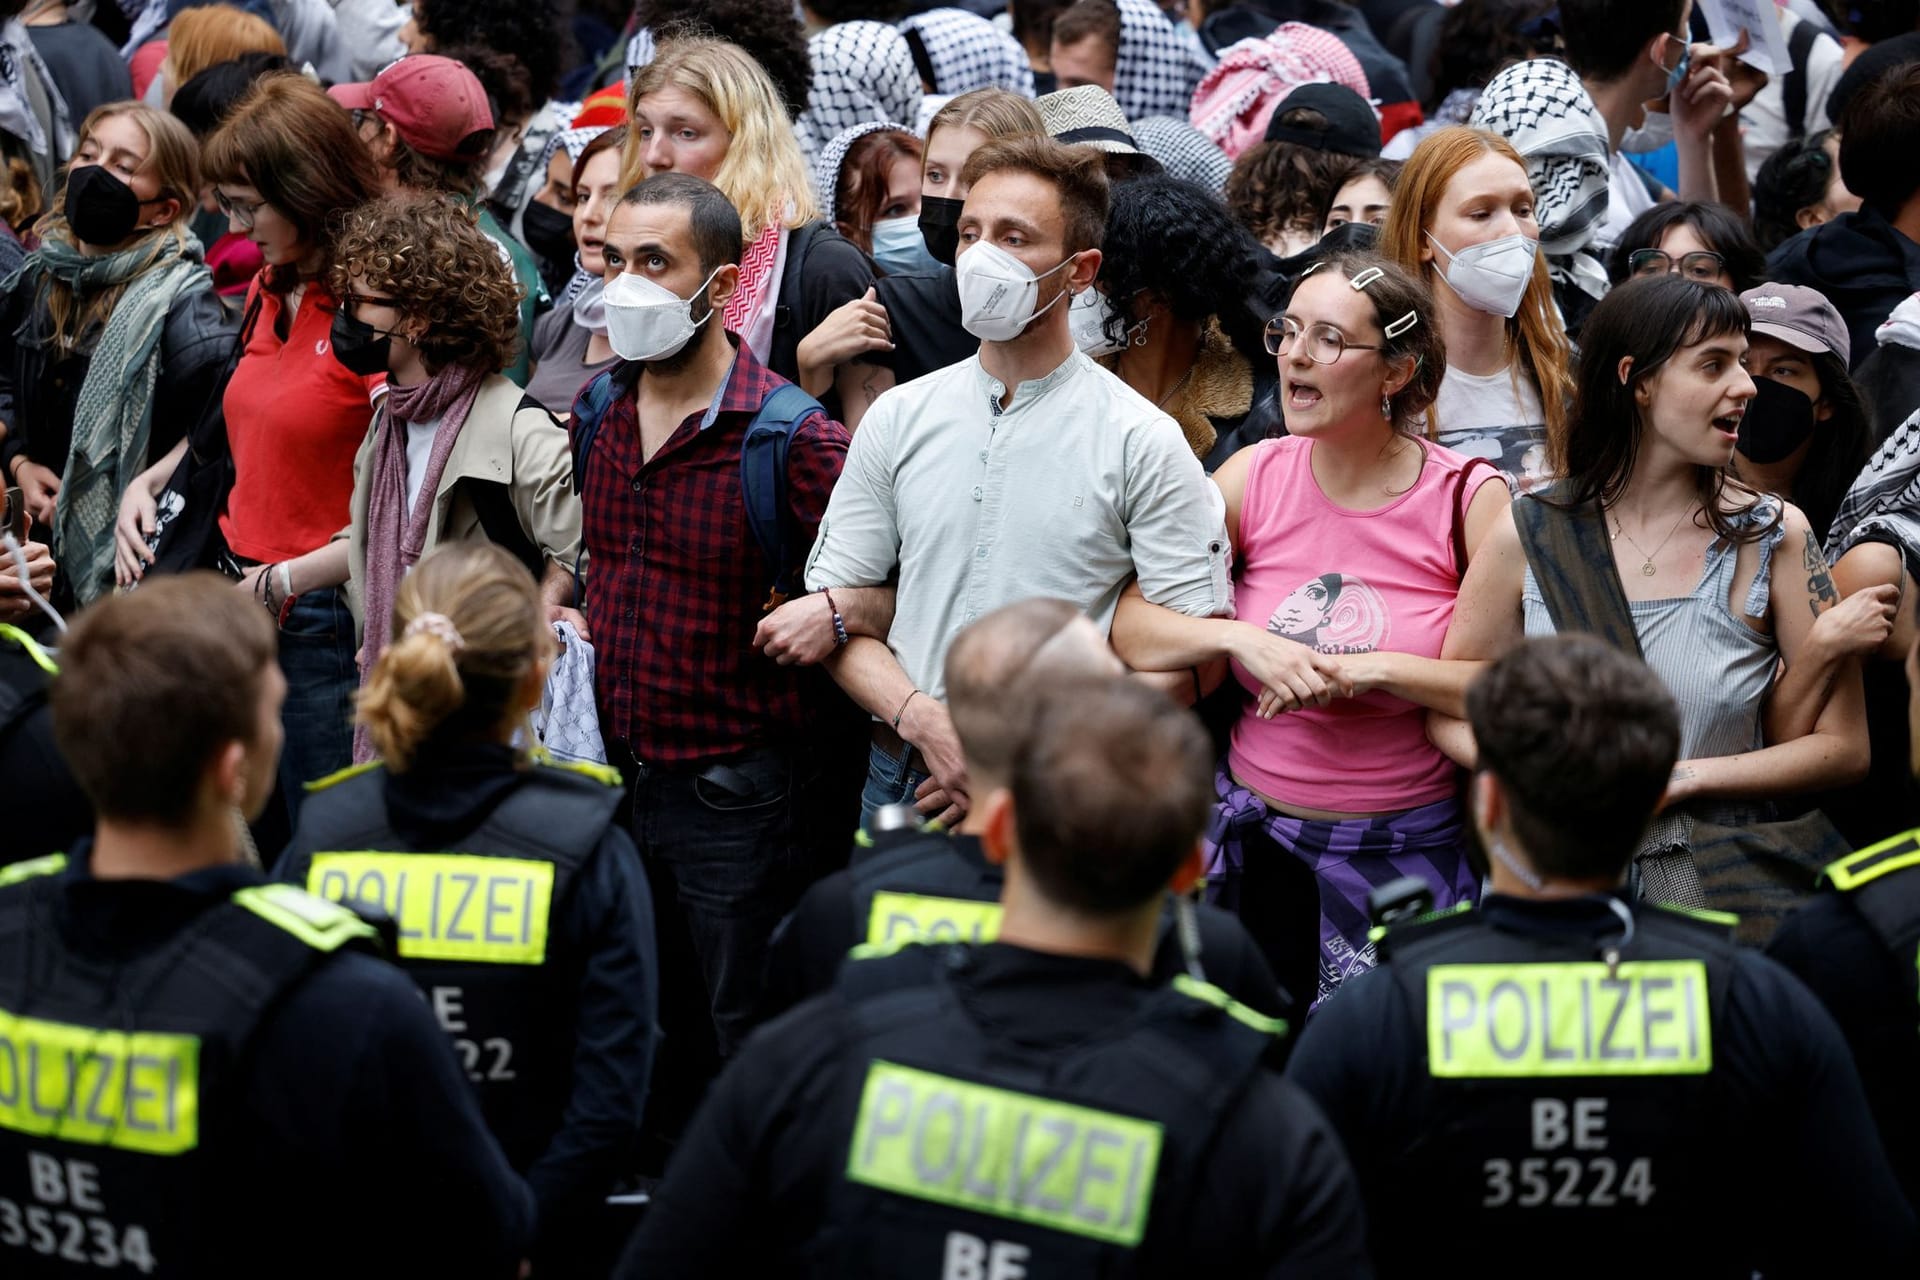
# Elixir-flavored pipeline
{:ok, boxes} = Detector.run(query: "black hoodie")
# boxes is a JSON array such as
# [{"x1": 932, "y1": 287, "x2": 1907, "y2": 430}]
[{"x1": 1767, "y1": 204, "x2": 1920, "y2": 370}]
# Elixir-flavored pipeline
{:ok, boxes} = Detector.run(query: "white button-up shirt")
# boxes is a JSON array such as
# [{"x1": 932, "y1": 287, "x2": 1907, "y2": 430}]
[{"x1": 806, "y1": 350, "x2": 1232, "y2": 698}]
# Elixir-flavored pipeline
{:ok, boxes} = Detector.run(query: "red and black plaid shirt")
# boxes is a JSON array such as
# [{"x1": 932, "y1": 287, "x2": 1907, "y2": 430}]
[{"x1": 572, "y1": 341, "x2": 849, "y2": 766}]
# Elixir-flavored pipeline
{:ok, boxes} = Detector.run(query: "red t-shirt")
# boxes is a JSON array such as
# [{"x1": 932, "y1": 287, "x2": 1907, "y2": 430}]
[{"x1": 218, "y1": 277, "x2": 385, "y2": 563}]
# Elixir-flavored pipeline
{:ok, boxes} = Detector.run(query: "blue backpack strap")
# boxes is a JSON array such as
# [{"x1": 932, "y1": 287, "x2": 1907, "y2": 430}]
[
  {"x1": 568, "y1": 365, "x2": 630, "y2": 608},
  {"x1": 740, "y1": 381, "x2": 826, "y2": 612}
]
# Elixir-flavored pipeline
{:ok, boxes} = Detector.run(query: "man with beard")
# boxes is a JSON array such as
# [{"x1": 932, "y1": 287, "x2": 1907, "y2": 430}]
[
  {"x1": 761, "y1": 135, "x2": 1231, "y2": 829},
  {"x1": 569, "y1": 172, "x2": 850, "y2": 1158}
]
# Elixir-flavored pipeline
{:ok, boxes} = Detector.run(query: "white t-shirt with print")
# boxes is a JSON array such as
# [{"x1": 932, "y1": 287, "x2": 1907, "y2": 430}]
[{"x1": 1430, "y1": 365, "x2": 1553, "y2": 494}]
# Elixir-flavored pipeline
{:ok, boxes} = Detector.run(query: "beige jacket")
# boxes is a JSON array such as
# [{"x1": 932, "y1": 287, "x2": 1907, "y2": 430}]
[{"x1": 343, "y1": 372, "x2": 581, "y2": 631}]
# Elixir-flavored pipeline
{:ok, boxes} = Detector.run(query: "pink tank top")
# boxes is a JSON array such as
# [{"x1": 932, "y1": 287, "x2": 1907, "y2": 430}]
[{"x1": 1228, "y1": 436, "x2": 1499, "y2": 813}]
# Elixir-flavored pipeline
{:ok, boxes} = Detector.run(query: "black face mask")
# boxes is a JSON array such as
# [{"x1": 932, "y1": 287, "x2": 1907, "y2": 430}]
[
  {"x1": 330, "y1": 306, "x2": 396, "y2": 377},
  {"x1": 521, "y1": 199, "x2": 577, "y2": 272},
  {"x1": 65, "y1": 163, "x2": 150, "y2": 247},
  {"x1": 918, "y1": 195, "x2": 964, "y2": 267},
  {"x1": 1736, "y1": 374, "x2": 1818, "y2": 465}
]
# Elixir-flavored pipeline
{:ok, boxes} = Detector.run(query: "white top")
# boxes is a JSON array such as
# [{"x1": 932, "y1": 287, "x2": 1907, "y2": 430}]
[
  {"x1": 1598, "y1": 149, "x2": 1657, "y2": 252},
  {"x1": 1430, "y1": 365, "x2": 1554, "y2": 495},
  {"x1": 403, "y1": 412, "x2": 442, "y2": 519},
  {"x1": 805, "y1": 350, "x2": 1233, "y2": 698},
  {"x1": 1737, "y1": 11, "x2": 1844, "y2": 180}
]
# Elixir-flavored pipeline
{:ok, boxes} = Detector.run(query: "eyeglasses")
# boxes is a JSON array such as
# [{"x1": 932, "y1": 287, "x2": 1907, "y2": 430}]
[
  {"x1": 1628, "y1": 248, "x2": 1727, "y2": 282},
  {"x1": 213, "y1": 189, "x2": 267, "y2": 229},
  {"x1": 1263, "y1": 316, "x2": 1383, "y2": 363},
  {"x1": 344, "y1": 293, "x2": 400, "y2": 314}
]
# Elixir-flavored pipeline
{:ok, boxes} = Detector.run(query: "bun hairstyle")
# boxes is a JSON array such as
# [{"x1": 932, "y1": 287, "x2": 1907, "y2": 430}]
[{"x1": 356, "y1": 542, "x2": 553, "y2": 773}]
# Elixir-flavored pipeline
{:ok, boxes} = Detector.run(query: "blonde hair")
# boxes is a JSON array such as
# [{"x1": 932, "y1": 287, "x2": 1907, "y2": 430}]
[
  {"x1": 164, "y1": 5, "x2": 286, "y2": 91},
  {"x1": 1377, "y1": 126, "x2": 1572, "y2": 461},
  {"x1": 38, "y1": 103, "x2": 200, "y2": 354},
  {"x1": 357, "y1": 543, "x2": 554, "y2": 773},
  {"x1": 621, "y1": 36, "x2": 817, "y2": 238},
  {"x1": 925, "y1": 88, "x2": 1046, "y2": 155},
  {"x1": 0, "y1": 157, "x2": 41, "y2": 230}
]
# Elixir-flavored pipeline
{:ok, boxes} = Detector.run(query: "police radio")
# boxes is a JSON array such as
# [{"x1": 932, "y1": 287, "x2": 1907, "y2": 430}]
[{"x1": 1367, "y1": 876, "x2": 1435, "y2": 931}]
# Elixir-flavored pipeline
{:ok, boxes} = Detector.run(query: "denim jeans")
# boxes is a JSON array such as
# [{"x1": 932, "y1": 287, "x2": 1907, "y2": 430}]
[
  {"x1": 275, "y1": 587, "x2": 356, "y2": 821},
  {"x1": 860, "y1": 739, "x2": 931, "y2": 831}
]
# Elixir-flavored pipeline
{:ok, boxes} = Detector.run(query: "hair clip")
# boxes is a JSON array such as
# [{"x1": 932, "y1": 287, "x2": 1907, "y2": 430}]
[
  {"x1": 1299, "y1": 260, "x2": 1330, "y2": 279},
  {"x1": 1383, "y1": 309, "x2": 1419, "y2": 339},
  {"x1": 1347, "y1": 266, "x2": 1386, "y2": 292},
  {"x1": 404, "y1": 612, "x2": 466, "y2": 653}
]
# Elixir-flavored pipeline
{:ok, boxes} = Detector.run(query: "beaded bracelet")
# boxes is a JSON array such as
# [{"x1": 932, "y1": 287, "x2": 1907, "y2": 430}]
[{"x1": 822, "y1": 587, "x2": 850, "y2": 647}]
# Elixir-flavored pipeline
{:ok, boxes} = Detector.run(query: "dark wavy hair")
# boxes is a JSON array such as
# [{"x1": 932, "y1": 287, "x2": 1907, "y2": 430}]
[
  {"x1": 1753, "y1": 131, "x2": 1840, "y2": 253},
  {"x1": 1096, "y1": 175, "x2": 1268, "y2": 362},
  {"x1": 1559, "y1": 276, "x2": 1775, "y2": 544},
  {"x1": 639, "y1": 0, "x2": 813, "y2": 120},
  {"x1": 1226, "y1": 138, "x2": 1349, "y2": 250},
  {"x1": 410, "y1": 0, "x2": 573, "y2": 102},
  {"x1": 329, "y1": 193, "x2": 524, "y2": 375},
  {"x1": 1606, "y1": 201, "x2": 1768, "y2": 293}
]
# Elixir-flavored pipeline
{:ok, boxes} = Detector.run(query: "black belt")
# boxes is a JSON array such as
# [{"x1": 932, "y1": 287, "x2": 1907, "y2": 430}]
[{"x1": 609, "y1": 742, "x2": 774, "y2": 799}]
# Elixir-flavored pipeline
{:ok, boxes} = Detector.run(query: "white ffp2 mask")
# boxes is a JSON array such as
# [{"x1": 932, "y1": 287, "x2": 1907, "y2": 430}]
[
  {"x1": 603, "y1": 266, "x2": 721, "y2": 362},
  {"x1": 1428, "y1": 231, "x2": 1538, "y2": 319},
  {"x1": 955, "y1": 240, "x2": 1077, "y2": 342}
]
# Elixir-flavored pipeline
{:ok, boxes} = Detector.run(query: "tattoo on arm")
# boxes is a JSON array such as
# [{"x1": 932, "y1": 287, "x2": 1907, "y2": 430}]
[
  {"x1": 861, "y1": 374, "x2": 882, "y2": 407},
  {"x1": 1803, "y1": 531, "x2": 1838, "y2": 618}
]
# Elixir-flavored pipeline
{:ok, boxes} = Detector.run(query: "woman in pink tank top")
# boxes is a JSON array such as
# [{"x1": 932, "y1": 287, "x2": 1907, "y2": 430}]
[{"x1": 1112, "y1": 254, "x2": 1509, "y2": 1008}]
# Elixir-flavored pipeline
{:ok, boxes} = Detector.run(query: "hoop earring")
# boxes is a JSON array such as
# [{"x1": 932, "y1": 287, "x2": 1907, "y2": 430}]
[{"x1": 1127, "y1": 317, "x2": 1150, "y2": 347}]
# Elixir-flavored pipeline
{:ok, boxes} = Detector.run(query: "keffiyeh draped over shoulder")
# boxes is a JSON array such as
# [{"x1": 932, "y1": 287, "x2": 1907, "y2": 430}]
[
  {"x1": 814, "y1": 120, "x2": 911, "y2": 222},
  {"x1": 797, "y1": 21, "x2": 924, "y2": 170},
  {"x1": 1827, "y1": 409, "x2": 1920, "y2": 582},
  {"x1": 899, "y1": 8, "x2": 1035, "y2": 98},
  {"x1": 1471, "y1": 58, "x2": 1611, "y2": 300},
  {"x1": 1114, "y1": 0, "x2": 1211, "y2": 122}
]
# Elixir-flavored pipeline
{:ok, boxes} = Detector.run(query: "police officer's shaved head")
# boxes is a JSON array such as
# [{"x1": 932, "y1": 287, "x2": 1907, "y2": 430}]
[
  {"x1": 1011, "y1": 677, "x2": 1211, "y2": 916},
  {"x1": 945, "y1": 598, "x2": 1124, "y2": 790},
  {"x1": 1467, "y1": 636, "x2": 1681, "y2": 882}
]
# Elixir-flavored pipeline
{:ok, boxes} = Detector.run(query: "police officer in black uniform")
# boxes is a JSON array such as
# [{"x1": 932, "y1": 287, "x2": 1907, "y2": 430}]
[
  {"x1": 1287, "y1": 636, "x2": 1918, "y2": 1277},
  {"x1": 275, "y1": 543, "x2": 658, "y2": 1277},
  {"x1": 0, "y1": 575, "x2": 532, "y2": 1279},
  {"x1": 619, "y1": 673, "x2": 1370, "y2": 1276},
  {"x1": 0, "y1": 534, "x2": 89, "y2": 866},
  {"x1": 762, "y1": 596, "x2": 1290, "y2": 1021}
]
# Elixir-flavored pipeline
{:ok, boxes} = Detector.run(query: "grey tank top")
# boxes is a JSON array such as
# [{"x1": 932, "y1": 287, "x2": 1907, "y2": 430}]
[{"x1": 1522, "y1": 496, "x2": 1787, "y2": 830}]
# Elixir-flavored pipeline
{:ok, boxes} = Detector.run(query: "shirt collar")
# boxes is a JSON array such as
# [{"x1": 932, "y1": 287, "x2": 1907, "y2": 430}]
[{"x1": 971, "y1": 348, "x2": 1086, "y2": 407}]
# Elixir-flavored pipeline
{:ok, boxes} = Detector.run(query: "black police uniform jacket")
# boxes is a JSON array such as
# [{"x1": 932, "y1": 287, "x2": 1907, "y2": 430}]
[
  {"x1": 619, "y1": 939, "x2": 1373, "y2": 1277},
  {"x1": 1287, "y1": 892, "x2": 1919, "y2": 1278},
  {"x1": 276, "y1": 743, "x2": 659, "y2": 1245},
  {"x1": 0, "y1": 848, "x2": 534, "y2": 1279},
  {"x1": 761, "y1": 824, "x2": 1295, "y2": 1023},
  {"x1": 1770, "y1": 828, "x2": 1920, "y2": 1213}
]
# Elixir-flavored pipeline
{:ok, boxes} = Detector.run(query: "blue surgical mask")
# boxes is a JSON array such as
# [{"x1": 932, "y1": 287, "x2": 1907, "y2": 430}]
[
  {"x1": 870, "y1": 214, "x2": 941, "y2": 277},
  {"x1": 1663, "y1": 36, "x2": 1692, "y2": 97}
]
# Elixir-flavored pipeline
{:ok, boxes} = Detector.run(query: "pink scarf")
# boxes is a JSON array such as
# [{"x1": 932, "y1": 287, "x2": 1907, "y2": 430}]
[{"x1": 352, "y1": 361, "x2": 487, "y2": 763}]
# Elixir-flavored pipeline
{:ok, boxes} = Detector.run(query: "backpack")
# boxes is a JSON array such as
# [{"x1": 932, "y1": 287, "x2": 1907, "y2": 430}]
[
  {"x1": 569, "y1": 373, "x2": 825, "y2": 611},
  {"x1": 1783, "y1": 16, "x2": 1824, "y2": 141}
]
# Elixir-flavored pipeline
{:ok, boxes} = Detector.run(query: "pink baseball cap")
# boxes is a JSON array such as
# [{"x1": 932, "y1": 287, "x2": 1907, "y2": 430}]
[{"x1": 329, "y1": 55, "x2": 495, "y2": 163}]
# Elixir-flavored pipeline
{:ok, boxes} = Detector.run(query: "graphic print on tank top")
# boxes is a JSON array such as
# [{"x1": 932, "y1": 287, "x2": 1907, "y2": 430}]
[{"x1": 1267, "y1": 572, "x2": 1390, "y2": 653}]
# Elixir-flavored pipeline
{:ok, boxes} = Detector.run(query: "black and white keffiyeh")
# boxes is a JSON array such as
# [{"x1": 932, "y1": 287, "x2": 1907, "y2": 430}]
[
  {"x1": 814, "y1": 120, "x2": 912, "y2": 221},
  {"x1": 1130, "y1": 115, "x2": 1231, "y2": 191},
  {"x1": 538, "y1": 124, "x2": 609, "y2": 182},
  {"x1": 1, "y1": 17, "x2": 73, "y2": 168},
  {"x1": 797, "y1": 21, "x2": 924, "y2": 171},
  {"x1": 899, "y1": 7, "x2": 1035, "y2": 98},
  {"x1": 1470, "y1": 58, "x2": 1611, "y2": 300},
  {"x1": 1828, "y1": 409, "x2": 1920, "y2": 582},
  {"x1": 1114, "y1": 0, "x2": 1211, "y2": 122}
]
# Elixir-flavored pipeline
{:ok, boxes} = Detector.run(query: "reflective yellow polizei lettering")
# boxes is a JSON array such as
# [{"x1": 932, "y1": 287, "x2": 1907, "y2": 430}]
[
  {"x1": 0, "y1": 1009, "x2": 198, "y2": 1154},
  {"x1": 307, "y1": 852, "x2": 555, "y2": 964},
  {"x1": 1426, "y1": 961, "x2": 1712, "y2": 1078},
  {"x1": 846, "y1": 1060, "x2": 1163, "y2": 1246},
  {"x1": 866, "y1": 892, "x2": 1004, "y2": 946}
]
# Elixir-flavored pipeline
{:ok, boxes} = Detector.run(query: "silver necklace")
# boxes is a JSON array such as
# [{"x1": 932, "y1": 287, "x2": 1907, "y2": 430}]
[{"x1": 1610, "y1": 505, "x2": 1695, "y2": 577}]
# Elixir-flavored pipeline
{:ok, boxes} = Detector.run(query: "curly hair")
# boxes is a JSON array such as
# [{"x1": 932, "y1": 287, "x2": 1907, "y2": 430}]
[
  {"x1": 446, "y1": 43, "x2": 534, "y2": 129},
  {"x1": 638, "y1": 0, "x2": 813, "y2": 120},
  {"x1": 1226, "y1": 138, "x2": 1349, "y2": 250},
  {"x1": 411, "y1": 0, "x2": 573, "y2": 102},
  {"x1": 1096, "y1": 175, "x2": 1267, "y2": 360},
  {"x1": 328, "y1": 193, "x2": 523, "y2": 375}
]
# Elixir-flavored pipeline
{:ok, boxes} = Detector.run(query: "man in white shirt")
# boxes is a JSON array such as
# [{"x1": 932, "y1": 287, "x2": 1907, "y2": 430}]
[{"x1": 756, "y1": 135, "x2": 1231, "y2": 826}]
